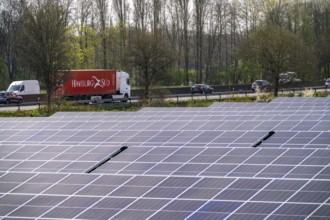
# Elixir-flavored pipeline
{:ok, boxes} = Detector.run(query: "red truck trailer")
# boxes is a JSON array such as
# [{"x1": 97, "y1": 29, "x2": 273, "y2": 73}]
[{"x1": 56, "y1": 69, "x2": 131, "y2": 100}]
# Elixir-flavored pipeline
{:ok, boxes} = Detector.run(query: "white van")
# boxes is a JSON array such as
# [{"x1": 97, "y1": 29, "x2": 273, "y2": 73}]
[{"x1": 7, "y1": 80, "x2": 40, "y2": 95}]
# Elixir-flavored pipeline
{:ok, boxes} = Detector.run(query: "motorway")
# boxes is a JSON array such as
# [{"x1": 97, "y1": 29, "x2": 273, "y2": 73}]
[
  {"x1": 0, "y1": 92, "x2": 252, "y2": 112},
  {"x1": 0, "y1": 86, "x2": 327, "y2": 112},
  {"x1": 0, "y1": 103, "x2": 42, "y2": 112}
]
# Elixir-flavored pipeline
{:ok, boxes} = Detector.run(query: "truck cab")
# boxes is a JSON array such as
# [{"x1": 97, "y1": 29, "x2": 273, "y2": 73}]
[{"x1": 114, "y1": 71, "x2": 131, "y2": 100}]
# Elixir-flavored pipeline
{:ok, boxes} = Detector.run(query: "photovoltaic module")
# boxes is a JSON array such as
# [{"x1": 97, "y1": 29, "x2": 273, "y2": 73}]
[{"x1": 0, "y1": 97, "x2": 329, "y2": 219}]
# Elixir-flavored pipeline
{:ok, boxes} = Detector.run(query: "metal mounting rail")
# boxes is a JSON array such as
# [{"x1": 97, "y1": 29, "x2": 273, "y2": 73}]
[
  {"x1": 252, "y1": 131, "x2": 275, "y2": 148},
  {"x1": 85, "y1": 146, "x2": 128, "y2": 173}
]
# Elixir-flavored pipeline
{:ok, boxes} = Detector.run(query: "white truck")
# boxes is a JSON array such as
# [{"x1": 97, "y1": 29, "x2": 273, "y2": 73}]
[
  {"x1": 279, "y1": 72, "x2": 302, "y2": 83},
  {"x1": 7, "y1": 80, "x2": 40, "y2": 95}
]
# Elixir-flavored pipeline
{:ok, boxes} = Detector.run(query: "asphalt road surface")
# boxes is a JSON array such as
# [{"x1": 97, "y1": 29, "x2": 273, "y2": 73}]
[
  {"x1": 0, "y1": 86, "x2": 327, "y2": 112},
  {"x1": 0, "y1": 104, "x2": 41, "y2": 112}
]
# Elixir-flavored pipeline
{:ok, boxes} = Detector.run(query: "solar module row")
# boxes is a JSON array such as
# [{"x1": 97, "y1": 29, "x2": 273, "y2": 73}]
[
  {"x1": 1, "y1": 172, "x2": 329, "y2": 220},
  {"x1": 0, "y1": 122, "x2": 328, "y2": 135},
  {"x1": 1, "y1": 130, "x2": 329, "y2": 148},
  {"x1": 1, "y1": 145, "x2": 329, "y2": 179},
  {"x1": 0, "y1": 97, "x2": 329, "y2": 219}
]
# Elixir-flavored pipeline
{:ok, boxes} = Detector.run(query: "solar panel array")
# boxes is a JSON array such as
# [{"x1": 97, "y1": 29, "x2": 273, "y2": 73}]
[{"x1": 0, "y1": 96, "x2": 329, "y2": 219}]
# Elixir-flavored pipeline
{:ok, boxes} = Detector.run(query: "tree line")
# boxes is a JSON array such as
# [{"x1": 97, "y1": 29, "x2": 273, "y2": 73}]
[{"x1": 0, "y1": 0, "x2": 330, "y2": 101}]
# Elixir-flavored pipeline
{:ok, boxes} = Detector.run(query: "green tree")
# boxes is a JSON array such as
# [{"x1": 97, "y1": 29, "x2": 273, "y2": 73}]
[
  {"x1": 125, "y1": 30, "x2": 176, "y2": 99},
  {"x1": 239, "y1": 25, "x2": 316, "y2": 96},
  {"x1": 67, "y1": 25, "x2": 99, "y2": 69},
  {"x1": 20, "y1": 0, "x2": 70, "y2": 109}
]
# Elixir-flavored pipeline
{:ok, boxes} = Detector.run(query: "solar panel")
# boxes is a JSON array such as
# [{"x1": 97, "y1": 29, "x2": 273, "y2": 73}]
[{"x1": 0, "y1": 96, "x2": 329, "y2": 219}]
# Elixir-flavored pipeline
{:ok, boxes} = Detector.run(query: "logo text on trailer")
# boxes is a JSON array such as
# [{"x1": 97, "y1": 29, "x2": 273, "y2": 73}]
[{"x1": 72, "y1": 76, "x2": 111, "y2": 88}]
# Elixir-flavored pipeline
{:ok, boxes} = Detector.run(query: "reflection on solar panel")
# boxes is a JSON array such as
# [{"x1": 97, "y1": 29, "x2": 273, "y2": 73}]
[{"x1": 0, "y1": 96, "x2": 330, "y2": 219}]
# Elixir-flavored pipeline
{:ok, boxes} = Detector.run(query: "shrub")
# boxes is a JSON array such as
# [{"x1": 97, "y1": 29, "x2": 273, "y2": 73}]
[{"x1": 256, "y1": 94, "x2": 274, "y2": 102}]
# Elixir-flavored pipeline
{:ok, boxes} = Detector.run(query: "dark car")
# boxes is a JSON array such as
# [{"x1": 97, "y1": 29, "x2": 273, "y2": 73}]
[
  {"x1": 0, "y1": 91, "x2": 23, "y2": 104},
  {"x1": 251, "y1": 80, "x2": 269, "y2": 92},
  {"x1": 191, "y1": 84, "x2": 214, "y2": 94}
]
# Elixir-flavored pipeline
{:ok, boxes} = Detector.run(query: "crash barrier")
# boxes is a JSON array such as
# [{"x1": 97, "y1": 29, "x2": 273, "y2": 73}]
[{"x1": 1, "y1": 86, "x2": 328, "y2": 111}]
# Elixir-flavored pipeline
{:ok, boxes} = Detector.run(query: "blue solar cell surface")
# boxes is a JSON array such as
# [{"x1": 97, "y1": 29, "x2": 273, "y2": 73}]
[{"x1": 0, "y1": 96, "x2": 329, "y2": 219}]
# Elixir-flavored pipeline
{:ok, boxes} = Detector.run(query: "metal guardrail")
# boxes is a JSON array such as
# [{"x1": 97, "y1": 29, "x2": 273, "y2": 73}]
[
  {"x1": 74, "y1": 97, "x2": 138, "y2": 105},
  {"x1": 279, "y1": 86, "x2": 328, "y2": 94},
  {"x1": 0, "y1": 100, "x2": 44, "y2": 112},
  {"x1": 0, "y1": 86, "x2": 328, "y2": 111},
  {"x1": 165, "y1": 90, "x2": 253, "y2": 103}
]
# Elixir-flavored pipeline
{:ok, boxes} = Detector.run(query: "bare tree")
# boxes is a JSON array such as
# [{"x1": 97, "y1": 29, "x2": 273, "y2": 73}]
[
  {"x1": 177, "y1": 0, "x2": 191, "y2": 84},
  {"x1": 133, "y1": 0, "x2": 150, "y2": 31},
  {"x1": 164, "y1": 1, "x2": 179, "y2": 59},
  {"x1": 77, "y1": 0, "x2": 92, "y2": 47},
  {"x1": 1, "y1": 0, "x2": 326, "y2": 92},
  {"x1": 214, "y1": 0, "x2": 229, "y2": 77},
  {"x1": 164, "y1": 0, "x2": 188, "y2": 81},
  {"x1": 194, "y1": 0, "x2": 207, "y2": 83},
  {"x1": 0, "y1": 0, "x2": 26, "y2": 83},
  {"x1": 229, "y1": 0, "x2": 240, "y2": 83},
  {"x1": 262, "y1": 0, "x2": 288, "y2": 27},
  {"x1": 113, "y1": 0, "x2": 129, "y2": 60},
  {"x1": 204, "y1": 1, "x2": 217, "y2": 83},
  {"x1": 96, "y1": 0, "x2": 108, "y2": 69},
  {"x1": 309, "y1": 0, "x2": 330, "y2": 79},
  {"x1": 239, "y1": 0, "x2": 263, "y2": 37},
  {"x1": 152, "y1": 0, "x2": 161, "y2": 34},
  {"x1": 70, "y1": 0, "x2": 94, "y2": 68}
]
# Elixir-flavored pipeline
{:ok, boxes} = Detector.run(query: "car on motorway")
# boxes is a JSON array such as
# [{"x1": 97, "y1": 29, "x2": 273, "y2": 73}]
[
  {"x1": 326, "y1": 78, "x2": 330, "y2": 88},
  {"x1": 251, "y1": 80, "x2": 269, "y2": 92},
  {"x1": 0, "y1": 91, "x2": 23, "y2": 105},
  {"x1": 191, "y1": 84, "x2": 214, "y2": 94}
]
